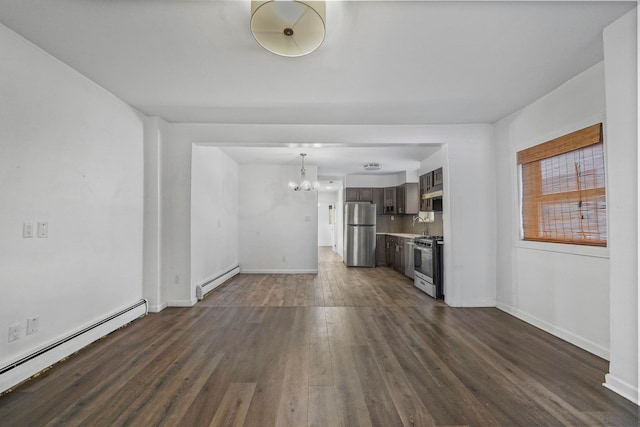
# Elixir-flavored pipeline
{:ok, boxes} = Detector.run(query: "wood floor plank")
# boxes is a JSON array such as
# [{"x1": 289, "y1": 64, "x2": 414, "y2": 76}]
[
  {"x1": 37, "y1": 308, "x2": 213, "y2": 426},
  {"x1": 177, "y1": 308, "x2": 257, "y2": 426},
  {"x1": 372, "y1": 310, "x2": 504, "y2": 426},
  {"x1": 241, "y1": 339, "x2": 291, "y2": 426},
  {"x1": 153, "y1": 351, "x2": 226, "y2": 427},
  {"x1": 1, "y1": 248, "x2": 637, "y2": 427},
  {"x1": 241, "y1": 309, "x2": 296, "y2": 426},
  {"x1": 350, "y1": 343, "x2": 404, "y2": 427},
  {"x1": 354, "y1": 307, "x2": 437, "y2": 427},
  {"x1": 308, "y1": 306, "x2": 333, "y2": 386},
  {"x1": 308, "y1": 385, "x2": 341, "y2": 427},
  {"x1": 275, "y1": 343, "x2": 309, "y2": 427},
  {"x1": 411, "y1": 319, "x2": 566, "y2": 426},
  {"x1": 436, "y1": 312, "x2": 601, "y2": 426},
  {"x1": 309, "y1": 340, "x2": 333, "y2": 386},
  {"x1": 62, "y1": 309, "x2": 228, "y2": 426},
  {"x1": 326, "y1": 308, "x2": 374, "y2": 427},
  {"x1": 209, "y1": 382, "x2": 256, "y2": 427}
]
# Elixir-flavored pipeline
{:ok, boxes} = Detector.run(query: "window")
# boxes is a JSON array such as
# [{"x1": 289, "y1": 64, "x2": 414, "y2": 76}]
[{"x1": 517, "y1": 123, "x2": 606, "y2": 247}]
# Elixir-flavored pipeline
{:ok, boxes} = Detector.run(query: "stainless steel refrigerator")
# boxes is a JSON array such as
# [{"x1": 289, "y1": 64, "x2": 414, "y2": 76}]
[{"x1": 344, "y1": 202, "x2": 376, "y2": 267}]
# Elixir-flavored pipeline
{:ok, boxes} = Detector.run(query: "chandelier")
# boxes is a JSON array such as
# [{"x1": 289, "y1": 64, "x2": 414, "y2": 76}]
[
  {"x1": 250, "y1": 1, "x2": 326, "y2": 57},
  {"x1": 288, "y1": 153, "x2": 320, "y2": 191}
]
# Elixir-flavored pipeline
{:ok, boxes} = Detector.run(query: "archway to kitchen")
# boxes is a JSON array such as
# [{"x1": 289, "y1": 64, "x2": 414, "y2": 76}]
[{"x1": 189, "y1": 143, "x2": 441, "y2": 289}]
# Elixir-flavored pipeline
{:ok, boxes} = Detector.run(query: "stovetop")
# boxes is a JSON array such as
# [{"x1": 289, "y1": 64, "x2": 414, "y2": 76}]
[{"x1": 414, "y1": 235, "x2": 444, "y2": 246}]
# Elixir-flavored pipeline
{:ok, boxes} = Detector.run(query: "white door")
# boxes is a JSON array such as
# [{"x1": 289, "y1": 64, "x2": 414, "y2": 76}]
[{"x1": 317, "y1": 203, "x2": 334, "y2": 247}]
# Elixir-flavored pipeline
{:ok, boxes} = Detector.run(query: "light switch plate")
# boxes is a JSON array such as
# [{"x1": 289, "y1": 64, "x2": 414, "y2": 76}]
[
  {"x1": 38, "y1": 222, "x2": 48, "y2": 238},
  {"x1": 23, "y1": 222, "x2": 34, "y2": 238},
  {"x1": 27, "y1": 316, "x2": 39, "y2": 335},
  {"x1": 8, "y1": 324, "x2": 20, "y2": 342}
]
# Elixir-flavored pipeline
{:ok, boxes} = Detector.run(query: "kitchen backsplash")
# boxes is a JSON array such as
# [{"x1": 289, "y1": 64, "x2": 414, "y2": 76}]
[{"x1": 377, "y1": 212, "x2": 443, "y2": 235}]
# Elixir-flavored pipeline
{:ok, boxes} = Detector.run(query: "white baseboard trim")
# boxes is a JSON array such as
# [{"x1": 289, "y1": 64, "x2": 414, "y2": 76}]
[
  {"x1": 0, "y1": 300, "x2": 147, "y2": 394},
  {"x1": 196, "y1": 266, "x2": 240, "y2": 300},
  {"x1": 496, "y1": 302, "x2": 610, "y2": 360},
  {"x1": 604, "y1": 373, "x2": 639, "y2": 405},
  {"x1": 240, "y1": 269, "x2": 319, "y2": 274},
  {"x1": 167, "y1": 298, "x2": 197, "y2": 307},
  {"x1": 460, "y1": 299, "x2": 496, "y2": 307},
  {"x1": 147, "y1": 302, "x2": 168, "y2": 313}
]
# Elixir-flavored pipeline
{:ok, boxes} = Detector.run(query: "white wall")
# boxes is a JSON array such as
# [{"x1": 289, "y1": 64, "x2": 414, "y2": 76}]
[
  {"x1": 159, "y1": 125, "x2": 194, "y2": 306},
  {"x1": 346, "y1": 172, "x2": 417, "y2": 188},
  {"x1": 239, "y1": 164, "x2": 319, "y2": 273},
  {"x1": 417, "y1": 138, "x2": 497, "y2": 307},
  {"x1": 415, "y1": 135, "x2": 497, "y2": 308},
  {"x1": 494, "y1": 62, "x2": 610, "y2": 358},
  {"x1": 0, "y1": 24, "x2": 143, "y2": 366},
  {"x1": 602, "y1": 8, "x2": 638, "y2": 403},
  {"x1": 143, "y1": 116, "x2": 165, "y2": 312},
  {"x1": 443, "y1": 134, "x2": 497, "y2": 307},
  {"x1": 190, "y1": 146, "x2": 239, "y2": 290},
  {"x1": 419, "y1": 147, "x2": 446, "y2": 176}
]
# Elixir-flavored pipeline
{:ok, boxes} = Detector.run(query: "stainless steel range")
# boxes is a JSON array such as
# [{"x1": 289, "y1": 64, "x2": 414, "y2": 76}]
[{"x1": 413, "y1": 236, "x2": 444, "y2": 299}]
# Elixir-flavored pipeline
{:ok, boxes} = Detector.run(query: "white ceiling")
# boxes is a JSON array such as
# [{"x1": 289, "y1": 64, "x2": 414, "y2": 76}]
[
  {"x1": 219, "y1": 144, "x2": 439, "y2": 173},
  {"x1": 216, "y1": 143, "x2": 441, "y2": 182},
  {"x1": 0, "y1": 0, "x2": 634, "y2": 177}
]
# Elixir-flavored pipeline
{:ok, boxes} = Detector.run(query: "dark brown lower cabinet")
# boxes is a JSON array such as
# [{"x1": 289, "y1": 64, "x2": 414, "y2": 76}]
[{"x1": 375, "y1": 234, "x2": 386, "y2": 266}]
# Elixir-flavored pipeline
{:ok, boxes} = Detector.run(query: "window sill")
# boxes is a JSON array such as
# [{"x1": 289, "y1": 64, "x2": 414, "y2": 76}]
[{"x1": 514, "y1": 240, "x2": 609, "y2": 259}]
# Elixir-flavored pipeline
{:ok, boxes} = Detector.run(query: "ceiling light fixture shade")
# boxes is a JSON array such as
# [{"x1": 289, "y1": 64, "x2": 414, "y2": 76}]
[
  {"x1": 289, "y1": 153, "x2": 320, "y2": 191},
  {"x1": 251, "y1": 1, "x2": 326, "y2": 57}
]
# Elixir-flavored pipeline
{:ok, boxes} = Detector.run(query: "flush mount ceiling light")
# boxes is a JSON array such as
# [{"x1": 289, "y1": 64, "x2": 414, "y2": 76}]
[
  {"x1": 251, "y1": 1, "x2": 326, "y2": 57},
  {"x1": 289, "y1": 153, "x2": 320, "y2": 191},
  {"x1": 363, "y1": 163, "x2": 382, "y2": 171}
]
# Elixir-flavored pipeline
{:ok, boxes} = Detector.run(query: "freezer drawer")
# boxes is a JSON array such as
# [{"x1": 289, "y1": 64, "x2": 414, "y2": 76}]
[{"x1": 344, "y1": 225, "x2": 376, "y2": 267}]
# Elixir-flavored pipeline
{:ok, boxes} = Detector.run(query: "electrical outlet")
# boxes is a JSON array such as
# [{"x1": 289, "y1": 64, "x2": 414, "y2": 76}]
[
  {"x1": 37, "y1": 222, "x2": 48, "y2": 238},
  {"x1": 282, "y1": 256, "x2": 286, "y2": 262},
  {"x1": 8, "y1": 324, "x2": 20, "y2": 342},
  {"x1": 23, "y1": 222, "x2": 34, "y2": 238},
  {"x1": 27, "y1": 316, "x2": 39, "y2": 335}
]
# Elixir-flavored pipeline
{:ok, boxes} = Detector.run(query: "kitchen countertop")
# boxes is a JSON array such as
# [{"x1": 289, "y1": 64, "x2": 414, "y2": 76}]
[{"x1": 376, "y1": 232, "x2": 423, "y2": 239}]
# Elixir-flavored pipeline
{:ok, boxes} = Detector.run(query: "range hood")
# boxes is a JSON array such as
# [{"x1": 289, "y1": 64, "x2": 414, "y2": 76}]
[{"x1": 421, "y1": 184, "x2": 443, "y2": 200}]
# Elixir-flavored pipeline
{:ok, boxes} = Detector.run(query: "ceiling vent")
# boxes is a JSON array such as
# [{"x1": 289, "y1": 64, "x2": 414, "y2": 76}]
[{"x1": 363, "y1": 163, "x2": 382, "y2": 171}]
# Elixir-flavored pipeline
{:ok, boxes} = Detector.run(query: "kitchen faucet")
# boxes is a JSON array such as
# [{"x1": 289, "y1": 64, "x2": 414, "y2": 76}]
[{"x1": 412, "y1": 215, "x2": 429, "y2": 235}]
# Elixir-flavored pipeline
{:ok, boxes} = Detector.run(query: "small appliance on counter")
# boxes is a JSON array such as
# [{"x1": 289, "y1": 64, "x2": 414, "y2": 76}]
[
  {"x1": 344, "y1": 202, "x2": 376, "y2": 267},
  {"x1": 413, "y1": 236, "x2": 444, "y2": 298}
]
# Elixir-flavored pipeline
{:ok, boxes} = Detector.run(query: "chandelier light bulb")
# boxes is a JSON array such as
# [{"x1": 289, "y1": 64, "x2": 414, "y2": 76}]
[{"x1": 289, "y1": 153, "x2": 319, "y2": 191}]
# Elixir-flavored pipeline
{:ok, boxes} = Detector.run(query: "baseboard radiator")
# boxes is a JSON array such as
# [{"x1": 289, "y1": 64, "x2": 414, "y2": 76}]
[
  {"x1": 196, "y1": 265, "x2": 240, "y2": 300},
  {"x1": 0, "y1": 299, "x2": 147, "y2": 394}
]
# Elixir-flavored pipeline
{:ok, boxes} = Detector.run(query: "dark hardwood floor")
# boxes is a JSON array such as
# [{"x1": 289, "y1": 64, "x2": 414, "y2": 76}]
[{"x1": 1, "y1": 247, "x2": 637, "y2": 426}]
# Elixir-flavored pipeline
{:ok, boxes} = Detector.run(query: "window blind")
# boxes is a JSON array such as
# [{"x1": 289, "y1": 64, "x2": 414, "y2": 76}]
[{"x1": 518, "y1": 123, "x2": 606, "y2": 246}]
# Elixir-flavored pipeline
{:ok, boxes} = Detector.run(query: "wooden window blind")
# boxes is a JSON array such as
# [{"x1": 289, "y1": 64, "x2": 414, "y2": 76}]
[{"x1": 517, "y1": 123, "x2": 606, "y2": 246}]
